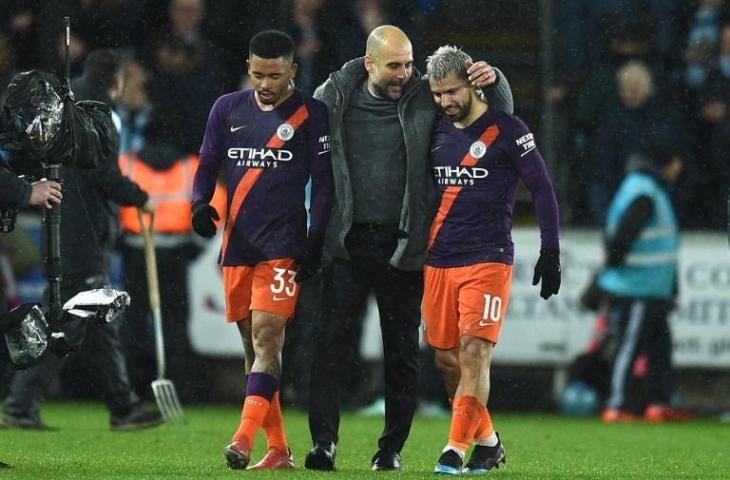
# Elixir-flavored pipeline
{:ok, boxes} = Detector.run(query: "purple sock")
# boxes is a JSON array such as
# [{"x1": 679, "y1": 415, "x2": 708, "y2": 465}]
[{"x1": 245, "y1": 372, "x2": 279, "y2": 401}]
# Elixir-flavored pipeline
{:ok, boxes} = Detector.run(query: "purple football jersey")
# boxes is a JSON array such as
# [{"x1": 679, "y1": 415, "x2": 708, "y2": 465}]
[
  {"x1": 193, "y1": 89, "x2": 333, "y2": 266},
  {"x1": 427, "y1": 108, "x2": 559, "y2": 267}
]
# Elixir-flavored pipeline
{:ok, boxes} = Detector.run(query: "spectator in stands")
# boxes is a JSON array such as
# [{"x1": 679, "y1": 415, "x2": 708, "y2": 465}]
[
  {"x1": 30, "y1": 0, "x2": 144, "y2": 75},
  {"x1": 117, "y1": 57, "x2": 153, "y2": 154},
  {"x1": 0, "y1": 2, "x2": 41, "y2": 72},
  {"x1": 686, "y1": 0, "x2": 726, "y2": 49},
  {"x1": 573, "y1": 24, "x2": 659, "y2": 224},
  {"x1": 146, "y1": 0, "x2": 221, "y2": 154},
  {"x1": 693, "y1": 21, "x2": 730, "y2": 228},
  {"x1": 590, "y1": 60, "x2": 684, "y2": 223},
  {"x1": 281, "y1": 0, "x2": 342, "y2": 94}
]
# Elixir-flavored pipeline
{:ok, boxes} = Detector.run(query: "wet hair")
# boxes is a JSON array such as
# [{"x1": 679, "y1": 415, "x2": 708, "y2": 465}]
[
  {"x1": 82, "y1": 49, "x2": 123, "y2": 88},
  {"x1": 426, "y1": 45, "x2": 472, "y2": 83},
  {"x1": 249, "y1": 30, "x2": 295, "y2": 62}
]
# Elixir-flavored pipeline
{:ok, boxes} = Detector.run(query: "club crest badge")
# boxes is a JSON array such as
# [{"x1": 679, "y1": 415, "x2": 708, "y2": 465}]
[
  {"x1": 469, "y1": 140, "x2": 487, "y2": 159},
  {"x1": 276, "y1": 123, "x2": 295, "y2": 142}
]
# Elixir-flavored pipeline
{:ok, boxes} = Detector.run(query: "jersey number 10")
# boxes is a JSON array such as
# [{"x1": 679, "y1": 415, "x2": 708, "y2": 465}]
[{"x1": 482, "y1": 294, "x2": 502, "y2": 323}]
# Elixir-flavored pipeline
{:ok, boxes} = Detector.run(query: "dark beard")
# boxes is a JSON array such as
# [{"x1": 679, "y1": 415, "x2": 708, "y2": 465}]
[
  {"x1": 447, "y1": 95, "x2": 472, "y2": 123},
  {"x1": 371, "y1": 80, "x2": 401, "y2": 100}
]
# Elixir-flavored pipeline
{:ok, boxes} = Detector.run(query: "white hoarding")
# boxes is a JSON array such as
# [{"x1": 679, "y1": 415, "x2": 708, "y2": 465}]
[{"x1": 189, "y1": 229, "x2": 730, "y2": 368}]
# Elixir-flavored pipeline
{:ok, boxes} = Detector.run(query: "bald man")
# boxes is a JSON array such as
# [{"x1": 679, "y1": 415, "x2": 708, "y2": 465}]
[{"x1": 306, "y1": 25, "x2": 513, "y2": 471}]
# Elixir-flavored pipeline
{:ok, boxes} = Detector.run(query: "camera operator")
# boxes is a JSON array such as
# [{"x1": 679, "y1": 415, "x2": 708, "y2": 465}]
[
  {"x1": 0, "y1": 67, "x2": 122, "y2": 464},
  {"x1": 1, "y1": 58, "x2": 162, "y2": 431},
  {"x1": 1, "y1": 68, "x2": 105, "y2": 343}
]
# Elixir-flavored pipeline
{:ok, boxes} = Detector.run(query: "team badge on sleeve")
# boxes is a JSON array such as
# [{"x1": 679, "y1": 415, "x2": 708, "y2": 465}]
[
  {"x1": 318, "y1": 134, "x2": 331, "y2": 155},
  {"x1": 470, "y1": 140, "x2": 487, "y2": 159},
  {"x1": 516, "y1": 133, "x2": 536, "y2": 156},
  {"x1": 276, "y1": 123, "x2": 295, "y2": 141}
]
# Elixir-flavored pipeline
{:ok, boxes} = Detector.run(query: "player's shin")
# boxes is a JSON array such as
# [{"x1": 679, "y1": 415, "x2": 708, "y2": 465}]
[
  {"x1": 233, "y1": 372, "x2": 278, "y2": 446},
  {"x1": 261, "y1": 391, "x2": 288, "y2": 452}
]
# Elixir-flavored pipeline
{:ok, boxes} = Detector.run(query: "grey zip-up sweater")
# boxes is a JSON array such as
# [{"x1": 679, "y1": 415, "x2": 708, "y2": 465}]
[{"x1": 314, "y1": 57, "x2": 513, "y2": 271}]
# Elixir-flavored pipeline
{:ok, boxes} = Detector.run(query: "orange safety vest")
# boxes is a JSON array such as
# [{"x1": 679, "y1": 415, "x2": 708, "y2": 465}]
[{"x1": 118, "y1": 153, "x2": 225, "y2": 234}]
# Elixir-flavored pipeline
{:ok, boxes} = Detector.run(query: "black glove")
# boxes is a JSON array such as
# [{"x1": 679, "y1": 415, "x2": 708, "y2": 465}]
[
  {"x1": 294, "y1": 231, "x2": 324, "y2": 282},
  {"x1": 191, "y1": 201, "x2": 219, "y2": 238},
  {"x1": 532, "y1": 248, "x2": 561, "y2": 300}
]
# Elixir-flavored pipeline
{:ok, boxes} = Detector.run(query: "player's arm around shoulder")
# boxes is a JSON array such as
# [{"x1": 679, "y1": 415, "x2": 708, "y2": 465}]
[
  {"x1": 460, "y1": 60, "x2": 514, "y2": 114},
  {"x1": 313, "y1": 77, "x2": 336, "y2": 109},
  {"x1": 485, "y1": 67, "x2": 513, "y2": 115}
]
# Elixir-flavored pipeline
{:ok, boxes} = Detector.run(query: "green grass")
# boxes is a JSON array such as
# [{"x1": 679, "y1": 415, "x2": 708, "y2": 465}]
[{"x1": 1, "y1": 402, "x2": 729, "y2": 479}]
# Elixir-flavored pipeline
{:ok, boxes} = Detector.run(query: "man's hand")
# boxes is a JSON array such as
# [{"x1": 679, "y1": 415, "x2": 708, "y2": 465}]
[
  {"x1": 532, "y1": 248, "x2": 561, "y2": 300},
  {"x1": 466, "y1": 59, "x2": 498, "y2": 87},
  {"x1": 29, "y1": 180, "x2": 62, "y2": 209},
  {"x1": 191, "y1": 201, "x2": 219, "y2": 238},
  {"x1": 294, "y1": 231, "x2": 324, "y2": 282}
]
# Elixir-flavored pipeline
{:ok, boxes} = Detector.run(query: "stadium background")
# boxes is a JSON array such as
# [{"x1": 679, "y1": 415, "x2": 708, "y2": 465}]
[{"x1": 1, "y1": 0, "x2": 730, "y2": 414}]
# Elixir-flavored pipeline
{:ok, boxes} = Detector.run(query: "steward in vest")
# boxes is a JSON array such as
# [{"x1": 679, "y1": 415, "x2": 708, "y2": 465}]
[
  {"x1": 596, "y1": 141, "x2": 692, "y2": 424},
  {"x1": 118, "y1": 118, "x2": 224, "y2": 401}
]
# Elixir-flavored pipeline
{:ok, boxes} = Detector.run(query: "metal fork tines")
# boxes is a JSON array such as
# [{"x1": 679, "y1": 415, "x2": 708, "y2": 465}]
[{"x1": 152, "y1": 379, "x2": 185, "y2": 423}]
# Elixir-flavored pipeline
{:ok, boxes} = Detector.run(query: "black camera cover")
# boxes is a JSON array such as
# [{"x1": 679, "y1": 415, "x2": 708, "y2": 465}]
[{"x1": 1, "y1": 70, "x2": 116, "y2": 170}]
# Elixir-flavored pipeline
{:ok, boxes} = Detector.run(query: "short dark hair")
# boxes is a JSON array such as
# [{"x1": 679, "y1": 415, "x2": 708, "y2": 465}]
[
  {"x1": 249, "y1": 30, "x2": 295, "y2": 61},
  {"x1": 82, "y1": 49, "x2": 123, "y2": 88}
]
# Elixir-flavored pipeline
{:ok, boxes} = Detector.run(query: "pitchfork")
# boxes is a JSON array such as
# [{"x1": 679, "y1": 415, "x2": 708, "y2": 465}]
[{"x1": 137, "y1": 209, "x2": 185, "y2": 423}]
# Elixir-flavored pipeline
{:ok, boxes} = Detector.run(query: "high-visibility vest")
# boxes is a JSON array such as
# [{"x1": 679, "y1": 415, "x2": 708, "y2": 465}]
[
  {"x1": 120, "y1": 152, "x2": 224, "y2": 236},
  {"x1": 599, "y1": 171, "x2": 679, "y2": 299}
]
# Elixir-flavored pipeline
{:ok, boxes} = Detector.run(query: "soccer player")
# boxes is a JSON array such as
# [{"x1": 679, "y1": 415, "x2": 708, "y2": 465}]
[
  {"x1": 423, "y1": 46, "x2": 561, "y2": 474},
  {"x1": 191, "y1": 30, "x2": 333, "y2": 470}
]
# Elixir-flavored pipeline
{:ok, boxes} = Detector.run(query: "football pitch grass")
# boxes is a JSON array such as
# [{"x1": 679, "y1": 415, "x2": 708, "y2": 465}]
[{"x1": 2, "y1": 402, "x2": 728, "y2": 479}]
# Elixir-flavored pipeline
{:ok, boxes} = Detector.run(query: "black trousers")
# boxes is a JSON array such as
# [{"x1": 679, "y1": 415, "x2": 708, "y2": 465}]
[
  {"x1": 605, "y1": 298, "x2": 674, "y2": 414},
  {"x1": 4, "y1": 274, "x2": 138, "y2": 419},
  {"x1": 308, "y1": 224, "x2": 421, "y2": 453}
]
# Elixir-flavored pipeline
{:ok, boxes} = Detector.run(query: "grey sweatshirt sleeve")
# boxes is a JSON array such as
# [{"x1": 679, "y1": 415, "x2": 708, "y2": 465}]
[{"x1": 485, "y1": 67, "x2": 514, "y2": 115}]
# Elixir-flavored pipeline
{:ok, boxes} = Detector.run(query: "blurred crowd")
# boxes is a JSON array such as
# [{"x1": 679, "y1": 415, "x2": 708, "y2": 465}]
[
  {"x1": 2, "y1": 1, "x2": 727, "y2": 229},
  {"x1": 550, "y1": 0, "x2": 730, "y2": 229},
  {"x1": 0, "y1": 0, "x2": 434, "y2": 156}
]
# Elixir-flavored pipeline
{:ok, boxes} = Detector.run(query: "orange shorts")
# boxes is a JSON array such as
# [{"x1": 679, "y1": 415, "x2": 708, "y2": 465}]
[
  {"x1": 422, "y1": 262, "x2": 513, "y2": 349},
  {"x1": 222, "y1": 258, "x2": 299, "y2": 322}
]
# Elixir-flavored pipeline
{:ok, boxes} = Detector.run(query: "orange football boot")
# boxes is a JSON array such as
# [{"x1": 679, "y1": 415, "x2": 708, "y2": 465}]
[
  {"x1": 644, "y1": 405, "x2": 695, "y2": 423},
  {"x1": 223, "y1": 438, "x2": 251, "y2": 470},
  {"x1": 247, "y1": 448, "x2": 294, "y2": 470},
  {"x1": 602, "y1": 408, "x2": 642, "y2": 423}
]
